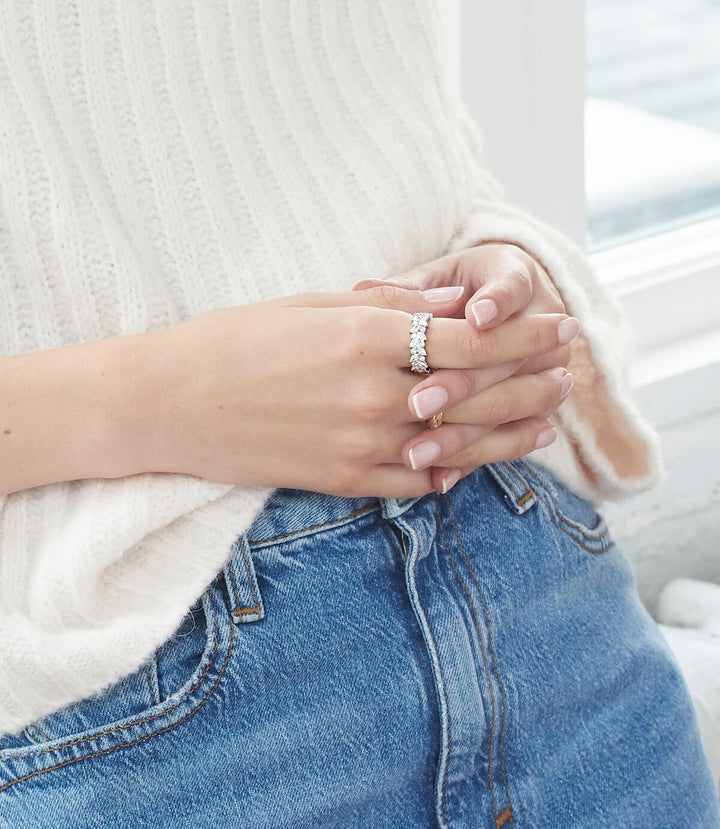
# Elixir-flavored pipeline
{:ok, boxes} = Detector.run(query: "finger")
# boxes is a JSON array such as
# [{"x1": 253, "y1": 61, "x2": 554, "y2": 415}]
[
  {"x1": 443, "y1": 417, "x2": 557, "y2": 468},
  {"x1": 514, "y1": 344, "x2": 572, "y2": 376},
  {"x1": 425, "y1": 418, "x2": 559, "y2": 493},
  {"x1": 400, "y1": 415, "x2": 557, "y2": 472},
  {"x1": 386, "y1": 311, "x2": 581, "y2": 370},
  {"x1": 437, "y1": 367, "x2": 574, "y2": 426},
  {"x1": 456, "y1": 243, "x2": 535, "y2": 329},
  {"x1": 465, "y1": 264, "x2": 533, "y2": 330},
  {"x1": 407, "y1": 361, "x2": 523, "y2": 420},
  {"x1": 279, "y1": 284, "x2": 465, "y2": 316}
]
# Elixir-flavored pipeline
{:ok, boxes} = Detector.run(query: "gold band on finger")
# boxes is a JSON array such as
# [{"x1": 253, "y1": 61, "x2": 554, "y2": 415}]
[{"x1": 426, "y1": 411, "x2": 443, "y2": 430}]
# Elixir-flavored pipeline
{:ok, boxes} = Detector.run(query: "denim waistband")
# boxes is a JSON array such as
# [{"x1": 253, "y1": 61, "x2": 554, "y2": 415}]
[
  {"x1": 220, "y1": 488, "x2": 427, "y2": 627},
  {"x1": 244, "y1": 489, "x2": 427, "y2": 550},
  {"x1": 220, "y1": 462, "x2": 539, "y2": 626}
]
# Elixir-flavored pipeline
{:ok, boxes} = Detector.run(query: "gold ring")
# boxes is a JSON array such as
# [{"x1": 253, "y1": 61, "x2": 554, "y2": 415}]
[{"x1": 426, "y1": 411, "x2": 443, "y2": 429}]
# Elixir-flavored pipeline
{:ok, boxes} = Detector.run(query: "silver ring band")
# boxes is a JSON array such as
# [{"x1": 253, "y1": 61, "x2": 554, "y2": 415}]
[{"x1": 409, "y1": 312, "x2": 434, "y2": 374}]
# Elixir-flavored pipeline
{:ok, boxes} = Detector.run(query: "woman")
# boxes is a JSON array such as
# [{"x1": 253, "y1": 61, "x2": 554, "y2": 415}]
[{"x1": 0, "y1": 1, "x2": 717, "y2": 826}]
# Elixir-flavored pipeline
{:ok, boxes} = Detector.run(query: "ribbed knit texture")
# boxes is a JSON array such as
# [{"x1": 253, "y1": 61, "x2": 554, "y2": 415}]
[{"x1": 0, "y1": 0, "x2": 661, "y2": 738}]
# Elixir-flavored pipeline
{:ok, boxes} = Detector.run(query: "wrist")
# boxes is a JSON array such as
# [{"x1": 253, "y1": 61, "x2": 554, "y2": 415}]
[{"x1": 94, "y1": 329, "x2": 181, "y2": 480}]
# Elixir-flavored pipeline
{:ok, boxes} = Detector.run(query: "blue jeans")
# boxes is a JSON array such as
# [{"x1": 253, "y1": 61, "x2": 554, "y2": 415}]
[{"x1": 1, "y1": 460, "x2": 718, "y2": 828}]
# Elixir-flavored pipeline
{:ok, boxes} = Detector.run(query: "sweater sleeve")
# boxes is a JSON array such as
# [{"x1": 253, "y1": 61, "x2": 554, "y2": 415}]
[{"x1": 445, "y1": 109, "x2": 663, "y2": 505}]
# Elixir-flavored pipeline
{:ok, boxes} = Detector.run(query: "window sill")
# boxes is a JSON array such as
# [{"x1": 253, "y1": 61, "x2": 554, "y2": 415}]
[{"x1": 589, "y1": 216, "x2": 720, "y2": 428}]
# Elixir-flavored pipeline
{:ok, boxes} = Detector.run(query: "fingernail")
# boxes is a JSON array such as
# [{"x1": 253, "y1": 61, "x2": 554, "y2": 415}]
[
  {"x1": 560, "y1": 371, "x2": 574, "y2": 399},
  {"x1": 421, "y1": 286, "x2": 465, "y2": 302},
  {"x1": 440, "y1": 469, "x2": 462, "y2": 494},
  {"x1": 471, "y1": 299, "x2": 498, "y2": 327},
  {"x1": 534, "y1": 427, "x2": 557, "y2": 450},
  {"x1": 557, "y1": 317, "x2": 580, "y2": 344},
  {"x1": 408, "y1": 440, "x2": 442, "y2": 470},
  {"x1": 412, "y1": 386, "x2": 448, "y2": 419}
]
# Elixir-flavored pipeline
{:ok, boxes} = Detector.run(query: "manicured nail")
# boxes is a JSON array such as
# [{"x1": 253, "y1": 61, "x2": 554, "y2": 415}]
[
  {"x1": 560, "y1": 371, "x2": 574, "y2": 399},
  {"x1": 408, "y1": 440, "x2": 442, "y2": 470},
  {"x1": 471, "y1": 299, "x2": 498, "y2": 327},
  {"x1": 440, "y1": 469, "x2": 462, "y2": 494},
  {"x1": 557, "y1": 317, "x2": 581, "y2": 345},
  {"x1": 534, "y1": 427, "x2": 557, "y2": 450},
  {"x1": 421, "y1": 286, "x2": 465, "y2": 302},
  {"x1": 412, "y1": 386, "x2": 449, "y2": 419}
]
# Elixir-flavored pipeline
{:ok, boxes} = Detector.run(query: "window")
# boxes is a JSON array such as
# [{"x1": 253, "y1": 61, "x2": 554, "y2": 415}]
[
  {"x1": 586, "y1": 0, "x2": 720, "y2": 252},
  {"x1": 457, "y1": 0, "x2": 720, "y2": 427}
]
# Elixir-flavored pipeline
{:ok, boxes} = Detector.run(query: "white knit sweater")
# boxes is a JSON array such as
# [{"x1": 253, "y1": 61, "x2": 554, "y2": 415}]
[{"x1": 0, "y1": 0, "x2": 661, "y2": 739}]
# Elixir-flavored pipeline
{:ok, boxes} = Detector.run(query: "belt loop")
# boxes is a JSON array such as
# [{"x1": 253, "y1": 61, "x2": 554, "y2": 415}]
[
  {"x1": 223, "y1": 535, "x2": 265, "y2": 625},
  {"x1": 485, "y1": 461, "x2": 537, "y2": 515}
]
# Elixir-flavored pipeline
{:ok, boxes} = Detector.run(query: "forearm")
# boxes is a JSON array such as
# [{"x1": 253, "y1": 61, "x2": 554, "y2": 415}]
[{"x1": 0, "y1": 333, "x2": 160, "y2": 495}]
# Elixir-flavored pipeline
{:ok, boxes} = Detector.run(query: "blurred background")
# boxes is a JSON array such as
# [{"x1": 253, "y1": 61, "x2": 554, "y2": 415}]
[{"x1": 446, "y1": 0, "x2": 720, "y2": 783}]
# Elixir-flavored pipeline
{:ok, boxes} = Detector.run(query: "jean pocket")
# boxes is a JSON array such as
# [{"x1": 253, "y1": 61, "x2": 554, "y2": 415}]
[
  {"x1": 0, "y1": 580, "x2": 234, "y2": 793},
  {"x1": 516, "y1": 459, "x2": 615, "y2": 554}
]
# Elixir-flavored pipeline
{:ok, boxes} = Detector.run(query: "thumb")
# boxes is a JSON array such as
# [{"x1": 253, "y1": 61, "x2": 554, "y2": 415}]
[
  {"x1": 351, "y1": 269, "x2": 466, "y2": 308},
  {"x1": 279, "y1": 283, "x2": 465, "y2": 314},
  {"x1": 348, "y1": 281, "x2": 466, "y2": 312}
]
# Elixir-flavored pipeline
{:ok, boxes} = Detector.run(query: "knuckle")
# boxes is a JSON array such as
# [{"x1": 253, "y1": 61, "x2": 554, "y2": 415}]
[
  {"x1": 485, "y1": 391, "x2": 513, "y2": 424},
  {"x1": 373, "y1": 283, "x2": 402, "y2": 307},
  {"x1": 529, "y1": 324, "x2": 545, "y2": 356},
  {"x1": 505, "y1": 265, "x2": 533, "y2": 296},
  {"x1": 350, "y1": 385, "x2": 391, "y2": 423},
  {"x1": 456, "y1": 369, "x2": 478, "y2": 401},
  {"x1": 468, "y1": 330, "x2": 496, "y2": 364}
]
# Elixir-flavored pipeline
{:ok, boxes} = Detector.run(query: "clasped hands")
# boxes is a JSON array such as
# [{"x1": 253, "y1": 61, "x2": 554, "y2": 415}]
[
  {"x1": 155, "y1": 242, "x2": 580, "y2": 499},
  {"x1": 351, "y1": 242, "x2": 578, "y2": 494}
]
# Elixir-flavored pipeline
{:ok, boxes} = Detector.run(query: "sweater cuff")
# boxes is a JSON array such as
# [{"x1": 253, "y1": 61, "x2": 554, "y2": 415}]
[{"x1": 445, "y1": 196, "x2": 663, "y2": 505}]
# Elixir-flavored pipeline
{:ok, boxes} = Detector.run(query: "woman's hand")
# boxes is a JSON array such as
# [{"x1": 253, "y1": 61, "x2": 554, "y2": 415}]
[
  {"x1": 354, "y1": 241, "x2": 572, "y2": 374},
  {"x1": 139, "y1": 286, "x2": 578, "y2": 498},
  {"x1": 352, "y1": 242, "x2": 578, "y2": 492}
]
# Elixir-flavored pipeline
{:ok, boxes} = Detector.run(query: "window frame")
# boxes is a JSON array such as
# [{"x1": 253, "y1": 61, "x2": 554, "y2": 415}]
[{"x1": 458, "y1": 0, "x2": 720, "y2": 428}]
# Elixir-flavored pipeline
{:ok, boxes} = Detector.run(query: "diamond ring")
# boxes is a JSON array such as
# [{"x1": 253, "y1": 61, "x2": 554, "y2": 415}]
[{"x1": 409, "y1": 312, "x2": 434, "y2": 374}]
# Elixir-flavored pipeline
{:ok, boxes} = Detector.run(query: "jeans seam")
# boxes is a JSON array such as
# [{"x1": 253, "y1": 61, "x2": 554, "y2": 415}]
[
  {"x1": 435, "y1": 498, "x2": 499, "y2": 821},
  {"x1": 0, "y1": 599, "x2": 234, "y2": 795},
  {"x1": 145, "y1": 664, "x2": 157, "y2": 707},
  {"x1": 517, "y1": 462, "x2": 613, "y2": 547},
  {"x1": 400, "y1": 518, "x2": 452, "y2": 829},
  {"x1": 443, "y1": 494, "x2": 516, "y2": 829},
  {"x1": 1, "y1": 593, "x2": 224, "y2": 763},
  {"x1": 533, "y1": 488, "x2": 614, "y2": 553},
  {"x1": 247, "y1": 504, "x2": 377, "y2": 548}
]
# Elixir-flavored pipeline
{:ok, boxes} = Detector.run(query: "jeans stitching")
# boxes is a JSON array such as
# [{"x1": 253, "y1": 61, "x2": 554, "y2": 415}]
[
  {"x1": 517, "y1": 461, "x2": 612, "y2": 546},
  {"x1": 443, "y1": 494, "x2": 515, "y2": 829},
  {"x1": 2, "y1": 594, "x2": 224, "y2": 762},
  {"x1": 424, "y1": 604, "x2": 452, "y2": 829},
  {"x1": 226, "y1": 541, "x2": 262, "y2": 620},
  {"x1": 248, "y1": 504, "x2": 377, "y2": 548},
  {"x1": 145, "y1": 664, "x2": 157, "y2": 707},
  {"x1": 490, "y1": 464, "x2": 534, "y2": 511},
  {"x1": 400, "y1": 518, "x2": 452, "y2": 829},
  {"x1": 435, "y1": 498, "x2": 502, "y2": 823},
  {"x1": 240, "y1": 542, "x2": 259, "y2": 607},
  {"x1": 0, "y1": 611, "x2": 234, "y2": 795},
  {"x1": 533, "y1": 489, "x2": 613, "y2": 553}
]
